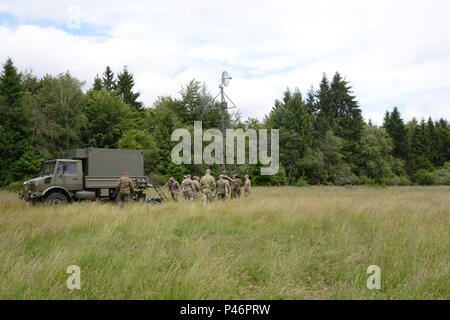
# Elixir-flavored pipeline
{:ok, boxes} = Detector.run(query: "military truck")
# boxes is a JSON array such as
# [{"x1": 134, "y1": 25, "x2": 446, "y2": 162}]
[{"x1": 19, "y1": 148, "x2": 158, "y2": 205}]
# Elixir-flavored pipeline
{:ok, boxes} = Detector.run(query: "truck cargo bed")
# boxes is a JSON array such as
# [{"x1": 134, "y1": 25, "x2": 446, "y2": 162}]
[{"x1": 62, "y1": 148, "x2": 145, "y2": 177}]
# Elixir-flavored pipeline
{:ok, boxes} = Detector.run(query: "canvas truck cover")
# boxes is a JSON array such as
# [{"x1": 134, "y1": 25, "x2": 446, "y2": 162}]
[{"x1": 61, "y1": 148, "x2": 146, "y2": 188}]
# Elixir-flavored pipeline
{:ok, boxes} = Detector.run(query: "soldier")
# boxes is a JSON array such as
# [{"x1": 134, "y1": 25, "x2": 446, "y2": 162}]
[
  {"x1": 182, "y1": 175, "x2": 195, "y2": 201},
  {"x1": 200, "y1": 169, "x2": 216, "y2": 204},
  {"x1": 192, "y1": 176, "x2": 201, "y2": 200},
  {"x1": 181, "y1": 175, "x2": 187, "y2": 200},
  {"x1": 166, "y1": 176, "x2": 179, "y2": 202},
  {"x1": 222, "y1": 175, "x2": 232, "y2": 197},
  {"x1": 231, "y1": 174, "x2": 242, "y2": 198},
  {"x1": 224, "y1": 176, "x2": 231, "y2": 198},
  {"x1": 244, "y1": 175, "x2": 251, "y2": 197},
  {"x1": 216, "y1": 175, "x2": 229, "y2": 201},
  {"x1": 116, "y1": 172, "x2": 134, "y2": 205}
]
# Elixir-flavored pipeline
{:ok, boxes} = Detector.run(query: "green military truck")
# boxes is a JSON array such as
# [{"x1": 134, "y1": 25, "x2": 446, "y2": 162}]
[{"x1": 19, "y1": 148, "x2": 156, "y2": 204}]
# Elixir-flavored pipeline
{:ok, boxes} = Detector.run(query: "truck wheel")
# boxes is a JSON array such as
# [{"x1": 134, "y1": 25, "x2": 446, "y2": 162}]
[{"x1": 45, "y1": 192, "x2": 68, "y2": 205}]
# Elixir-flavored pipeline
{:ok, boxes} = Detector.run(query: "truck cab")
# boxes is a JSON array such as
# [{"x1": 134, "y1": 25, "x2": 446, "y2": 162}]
[{"x1": 20, "y1": 159, "x2": 83, "y2": 204}]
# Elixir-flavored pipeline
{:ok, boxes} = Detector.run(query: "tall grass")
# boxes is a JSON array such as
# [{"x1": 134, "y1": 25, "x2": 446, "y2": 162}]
[{"x1": 0, "y1": 186, "x2": 448, "y2": 299}]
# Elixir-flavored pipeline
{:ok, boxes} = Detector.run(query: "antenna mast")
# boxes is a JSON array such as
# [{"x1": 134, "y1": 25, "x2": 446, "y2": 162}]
[
  {"x1": 204, "y1": 71, "x2": 236, "y2": 174},
  {"x1": 219, "y1": 71, "x2": 235, "y2": 174}
]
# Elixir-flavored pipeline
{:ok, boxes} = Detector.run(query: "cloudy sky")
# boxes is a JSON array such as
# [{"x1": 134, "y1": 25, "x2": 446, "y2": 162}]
[{"x1": 1, "y1": 0, "x2": 449, "y2": 124}]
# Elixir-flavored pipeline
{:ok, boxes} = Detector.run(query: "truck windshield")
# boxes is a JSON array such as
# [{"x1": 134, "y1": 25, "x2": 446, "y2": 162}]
[{"x1": 40, "y1": 161, "x2": 56, "y2": 176}]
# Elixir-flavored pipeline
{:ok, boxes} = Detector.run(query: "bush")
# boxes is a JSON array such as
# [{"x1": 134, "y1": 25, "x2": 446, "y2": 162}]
[
  {"x1": 253, "y1": 167, "x2": 288, "y2": 186},
  {"x1": 359, "y1": 175, "x2": 375, "y2": 185},
  {"x1": 396, "y1": 175, "x2": 412, "y2": 186},
  {"x1": 433, "y1": 162, "x2": 450, "y2": 185},
  {"x1": 381, "y1": 175, "x2": 412, "y2": 186},
  {"x1": 295, "y1": 178, "x2": 309, "y2": 187},
  {"x1": 5, "y1": 181, "x2": 23, "y2": 192},
  {"x1": 335, "y1": 173, "x2": 360, "y2": 186},
  {"x1": 414, "y1": 169, "x2": 436, "y2": 186}
]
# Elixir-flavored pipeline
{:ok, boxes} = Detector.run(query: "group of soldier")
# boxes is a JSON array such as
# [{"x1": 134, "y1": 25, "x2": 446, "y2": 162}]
[
  {"x1": 166, "y1": 169, "x2": 251, "y2": 204},
  {"x1": 115, "y1": 169, "x2": 251, "y2": 205}
]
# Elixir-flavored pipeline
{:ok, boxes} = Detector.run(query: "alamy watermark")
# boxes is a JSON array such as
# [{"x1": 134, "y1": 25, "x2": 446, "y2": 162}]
[
  {"x1": 65, "y1": 6, "x2": 81, "y2": 30},
  {"x1": 66, "y1": 265, "x2": 81, "y2": 290},
  {"x1": 366, "y1": 265, "x2": 381, "y2": 290},
  {"x1": 171, "y1": 121, "x2": 279, "y2": 175}
]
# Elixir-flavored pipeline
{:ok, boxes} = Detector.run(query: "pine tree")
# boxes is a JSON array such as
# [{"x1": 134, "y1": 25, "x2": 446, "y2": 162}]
[
  {"x1": 426, "y1": 117, "x2": 439, "y2": 166},
  {"x1": 102, "y1": 66, "x2": 115, "y2": 91},
  {"x1": 324, "y1": 73, "x2": 364, "y2": 174},
  {"x1": 0, "y1": 58, "x2": 30, "y2": 185},
  {"x1": 434, "y1": 119, "x2": 450, "y2": 166},
  {"x1": 383, "y1": 107, "x2": 408, "y2": 160},
  {"x1": 22, "y1": 69, "x2": 40, "y2": 94},
  {"x1": 306, "y1": 86, "x2": 317, "y2": 114},
  {"x1": 330, "y1": 72, "x2": 364, "y2": 143},
  {"x1": 0, "y1": 58, "x2": 23, "y2": 107},
  {"x1": 315, "y1": 73, "x2": 332, "y2": 135},
  {"x1": 267, "y1": 89, "x2": 312, "y2": 182},
  {"x1": 410, "y1": 119, "x2": 433, "y2": 171},
  {"x1": 285, "y1": 89, "x2": 313, "y2": 144},
  {"x1": 93, "y1": 74, "x2": 103, "y2": 91},
  {"x1": 116, "y1": 66, "x2": 143, "y2": 111}
]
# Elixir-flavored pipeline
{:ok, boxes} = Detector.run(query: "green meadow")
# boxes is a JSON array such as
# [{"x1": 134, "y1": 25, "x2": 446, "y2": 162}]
[{"x1": 0, "y1": 186, "x2": 448, "y2": 299}]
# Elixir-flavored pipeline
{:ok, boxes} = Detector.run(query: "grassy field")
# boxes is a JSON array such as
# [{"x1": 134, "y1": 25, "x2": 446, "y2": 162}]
[{"x1": 0, "y1": 186, "x2": 448, "y2": 299}]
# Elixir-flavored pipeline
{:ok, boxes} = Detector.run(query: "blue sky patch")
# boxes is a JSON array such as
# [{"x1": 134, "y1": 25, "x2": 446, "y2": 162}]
[{"x1": 0, "y1": 12, "x2": 110, "y2": 38}]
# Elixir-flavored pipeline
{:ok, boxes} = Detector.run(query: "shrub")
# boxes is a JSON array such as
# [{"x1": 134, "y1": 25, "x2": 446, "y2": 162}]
[
  {"x1": 414, "y1": 169, "x2": 436, "y2": 186},
  {"x1": 359, "y1": 175, "x2": 375, "y2": 185},
  {"x1": 5, "y1": 181, "x2": 23, "y2": 192},
  {"x1": 396, "y1": 175, "x2": 412, "y2": 186},
  {"x1": 335, "y1": 173, "x2": 360, "y2": 186},
  {"x1": 381, "y1": 175, "x2": 412, "y2": 186},
  {"x1": 295, "y1": 178, "x2": 309, "y2": 187},
  {"x1": 433, "y1": 163, "x2": 450, "y2": 185}
]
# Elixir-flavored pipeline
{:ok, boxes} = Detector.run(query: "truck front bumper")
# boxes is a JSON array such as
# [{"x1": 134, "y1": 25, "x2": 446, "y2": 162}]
[{"x1": 19, "y1": 190, "x2": 41, "y2": 201}]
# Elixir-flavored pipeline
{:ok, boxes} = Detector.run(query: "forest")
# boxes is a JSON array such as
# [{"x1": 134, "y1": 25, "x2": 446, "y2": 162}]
[{"x1": 1, "y1": 58, "x2": 449, "y2": 188}]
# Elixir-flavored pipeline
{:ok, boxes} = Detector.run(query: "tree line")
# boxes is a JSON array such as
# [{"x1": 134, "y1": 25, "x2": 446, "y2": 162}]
[{"x1": 0, "y1": 58, "x2": 449, "y2": 188}]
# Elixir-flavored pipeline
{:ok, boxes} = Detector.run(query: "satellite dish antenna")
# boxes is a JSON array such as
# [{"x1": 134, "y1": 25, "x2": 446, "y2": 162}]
[{"x1": 221, "y1": 71, "x2": 232, "y2": 87}]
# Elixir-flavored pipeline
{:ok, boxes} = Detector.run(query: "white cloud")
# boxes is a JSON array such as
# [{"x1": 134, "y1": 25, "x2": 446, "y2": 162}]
[{"x1": 1, "y1": 0, "x2": 450, "y2": 124}]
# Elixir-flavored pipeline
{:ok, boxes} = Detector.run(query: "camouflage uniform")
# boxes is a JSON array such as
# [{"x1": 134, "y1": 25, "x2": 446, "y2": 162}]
[
  {"x1": 225, "y1": 179, "x2": 230, "y2": 198},
  {"x1": 231, "y1": 177, "x2": 242, "y2": 198},
  {"x1": 200, "y1": 172, "x2": 216, "y2": 204},
  {"x1": 166, "y1": 178, "x2": 179, "y2": 202},
  {"x1": 182, "y1": 177, "x2": 195, "y2": 201},
  {"x1": 117, "y1": 175, "x2": 134, "y2": 204},
  {"x1": 192, "y1": 177, "x2": 201, "y2": 200},
  {"x1": 244, "y1": 176, "x2": 251, "y2": 197},
  {"x1": 216, "y1": 177, "x2": 229, "y2": 201}
]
